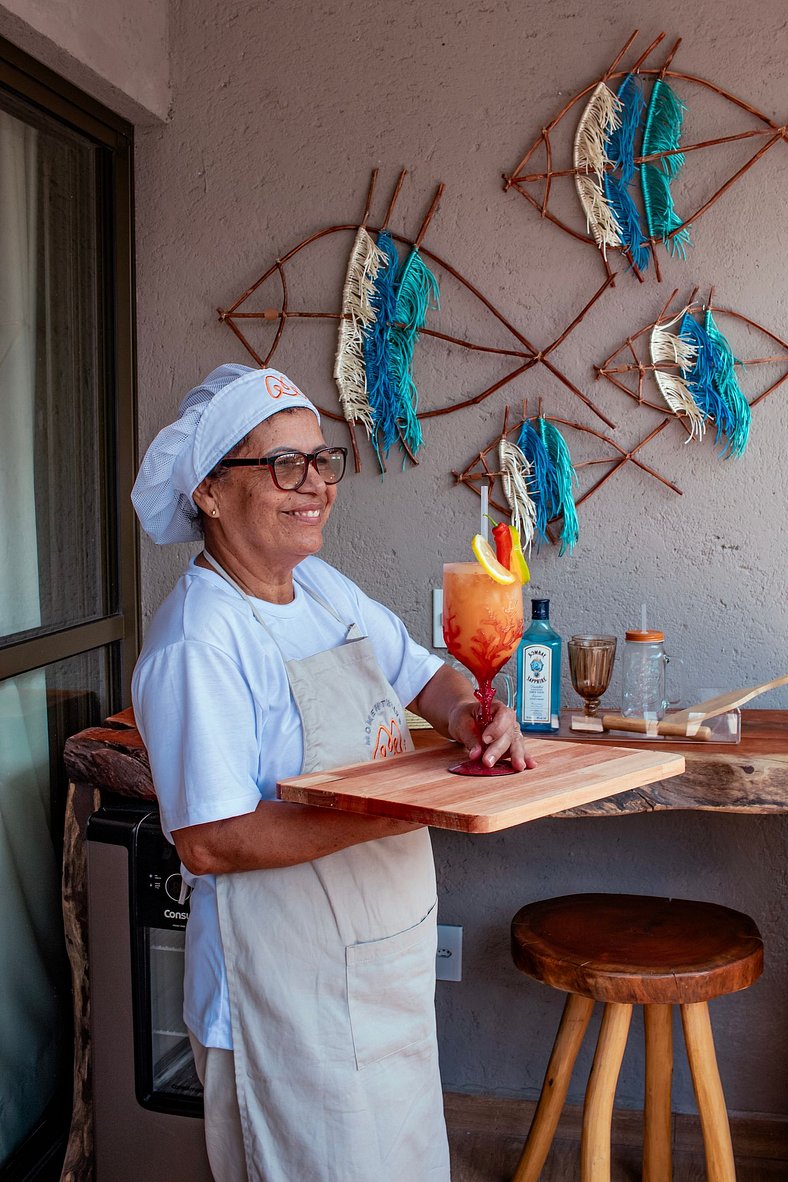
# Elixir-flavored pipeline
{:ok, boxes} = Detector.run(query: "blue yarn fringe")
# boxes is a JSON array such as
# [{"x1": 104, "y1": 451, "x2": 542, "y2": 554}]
[
  {"x1": 604, "y1": 173, "x2": 650, "y2": 272},
  {"x1": 516, "y1": 419, "x2": 556, "y2": 544},
  {"x1": 604, "y1": 73, "x2": 649, "y2": 273},
  {"x1": 678, "y1": 312, "x2": 737, "y2": 452},
  {"x1": 362, "y1": 229, "x2": 400, "y2": 467},
  {"x1": 607, "y1": 73, "x2": 645, "y2": 183}
]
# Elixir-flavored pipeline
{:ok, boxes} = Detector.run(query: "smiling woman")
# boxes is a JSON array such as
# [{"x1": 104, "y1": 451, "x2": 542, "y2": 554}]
[{"x1": 130, "y1": 363, "x2": 530, "y2": 1182}]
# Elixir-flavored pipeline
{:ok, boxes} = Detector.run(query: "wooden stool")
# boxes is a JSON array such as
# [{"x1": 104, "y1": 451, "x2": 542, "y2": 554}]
[{"x1": 510, "y1": 894, "x2": 763, "y2": 1182}]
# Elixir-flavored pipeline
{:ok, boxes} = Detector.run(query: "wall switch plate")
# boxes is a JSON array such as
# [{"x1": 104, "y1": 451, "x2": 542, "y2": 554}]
[
  {"x1": 436, "y1": 924, "x2": 462, "y2": 981},
  {"x1": 432, "y1": 589, "x2": 446, "y2": 649}
]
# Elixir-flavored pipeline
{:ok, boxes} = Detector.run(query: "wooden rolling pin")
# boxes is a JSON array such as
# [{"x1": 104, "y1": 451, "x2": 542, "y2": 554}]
[{"x1": 601, "y1": 713, "x2": 713, "y2": 741}]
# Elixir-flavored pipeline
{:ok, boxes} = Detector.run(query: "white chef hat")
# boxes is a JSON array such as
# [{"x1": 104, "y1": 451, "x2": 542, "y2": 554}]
[{"x1": 132, "y1": 364, "x2": 321, "y2": 544}]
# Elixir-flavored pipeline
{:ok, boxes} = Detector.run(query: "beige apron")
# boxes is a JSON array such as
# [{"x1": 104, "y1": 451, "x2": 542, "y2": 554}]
[{"x1": 204, "y1": 555, "x2": 450, "y2": 1182}]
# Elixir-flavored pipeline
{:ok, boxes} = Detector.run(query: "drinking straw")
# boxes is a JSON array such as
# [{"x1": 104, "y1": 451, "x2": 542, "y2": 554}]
[
  {"x1": 481, "y1": 484, "x2": 489, "y2": 542},
  {"x1": 641, "y1": 602, "x2": 648, "y2": 631}
]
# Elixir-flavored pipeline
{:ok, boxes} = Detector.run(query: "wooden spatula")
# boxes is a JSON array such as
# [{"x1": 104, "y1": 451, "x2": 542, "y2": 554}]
[{"x1": 601, "y1": 675, "x2": 788, "y2": 738}]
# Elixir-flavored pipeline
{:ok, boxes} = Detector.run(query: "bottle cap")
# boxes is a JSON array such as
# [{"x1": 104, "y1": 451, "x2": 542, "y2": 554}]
[
  {"x1": 625, "y1": 629, "x2": 665, "y2": 642},
  {"x1": 531, "y1": 598, "x2": 550, "y2": 620}
]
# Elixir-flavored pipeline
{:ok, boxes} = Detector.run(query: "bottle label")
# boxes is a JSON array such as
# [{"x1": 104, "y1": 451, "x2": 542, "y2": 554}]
[{"x1": 521, "y1": 644, "x2": 552, "y2": 724}]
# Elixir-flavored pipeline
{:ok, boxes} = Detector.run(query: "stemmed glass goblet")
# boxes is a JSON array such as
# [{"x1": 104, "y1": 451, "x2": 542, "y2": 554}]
[
  {"x1": 567, "y1": 635, "x2": 617, "y2": 717},
  {"x1": 442, "y1": 562, "x2": 524, "y2": 775}
]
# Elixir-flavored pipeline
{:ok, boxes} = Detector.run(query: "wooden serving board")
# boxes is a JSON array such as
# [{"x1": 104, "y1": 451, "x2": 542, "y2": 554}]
[{"x1": 277, "y1": 738, "x2": 685, "y2": 833}]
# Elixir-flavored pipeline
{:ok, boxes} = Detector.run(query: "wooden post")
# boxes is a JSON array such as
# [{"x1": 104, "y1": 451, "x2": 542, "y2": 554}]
[
  {"x1": 60, "y1": 781, "x2": 101, "y2": 1182},
  {"x1": 580, "y1": 1002, "x2": 632, "y2": 1181},
  {"x1": 512, "y1": 993, "x2": 595, "y2": 1182},
  {"x1": 643, "y1": 1004, "x2": 673, "y2": 1181}
]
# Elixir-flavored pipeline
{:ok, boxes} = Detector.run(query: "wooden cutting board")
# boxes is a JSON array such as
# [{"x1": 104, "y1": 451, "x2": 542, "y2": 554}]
[{"x1": 277, "y1": 738, "x2": 685, "y2": 833}]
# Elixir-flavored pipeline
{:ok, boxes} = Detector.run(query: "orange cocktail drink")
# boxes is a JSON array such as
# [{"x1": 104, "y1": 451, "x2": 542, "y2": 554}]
[{"x1": 443, "y1": 561, "x2": 524, "y2": 775}]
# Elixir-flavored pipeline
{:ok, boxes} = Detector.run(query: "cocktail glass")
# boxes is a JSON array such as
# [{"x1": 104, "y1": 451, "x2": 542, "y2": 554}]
[
  {"x1": 567, "y1": 635, "x2": 617, "y2": 716},
  {"x1": 442, "y1": 562, "x2": 524, "y2": 776}
]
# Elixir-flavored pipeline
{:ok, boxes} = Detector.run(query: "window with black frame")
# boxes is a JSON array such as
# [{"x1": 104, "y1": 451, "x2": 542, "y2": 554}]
[{"x1": 0, "y1": 38, "x2": 137, "y2": 1182}]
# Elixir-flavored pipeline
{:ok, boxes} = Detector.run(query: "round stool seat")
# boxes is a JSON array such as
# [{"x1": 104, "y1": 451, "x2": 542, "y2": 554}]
[{"x1": 511, "y1": 893, "x2": 763, "y2": 1005}]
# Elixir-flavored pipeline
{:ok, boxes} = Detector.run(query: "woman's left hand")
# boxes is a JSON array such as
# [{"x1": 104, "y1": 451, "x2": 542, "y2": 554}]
[{"x1": 449, "y1": 698, "x2": 536, "y2": 771}]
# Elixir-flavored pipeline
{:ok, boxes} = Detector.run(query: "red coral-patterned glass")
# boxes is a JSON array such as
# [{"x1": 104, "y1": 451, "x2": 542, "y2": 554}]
[{"x1": 442, "y1": 562, "x2": 524, "y2": 776}]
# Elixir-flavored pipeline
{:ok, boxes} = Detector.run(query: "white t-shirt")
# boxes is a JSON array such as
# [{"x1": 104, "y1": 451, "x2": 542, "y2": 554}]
[{"x1": 132, "y1": 555, "x2": 443, "y2": 1048}]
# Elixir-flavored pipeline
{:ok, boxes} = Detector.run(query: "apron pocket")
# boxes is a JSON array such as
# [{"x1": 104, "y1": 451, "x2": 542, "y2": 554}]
[{"x1": 346, "y1": 901, "x2": 438, "y2": 1071}]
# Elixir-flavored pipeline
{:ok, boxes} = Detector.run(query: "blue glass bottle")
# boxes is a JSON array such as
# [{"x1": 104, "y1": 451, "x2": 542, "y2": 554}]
[{"x1": 517, "y1": 598, "x2": 561, "y2": 732}]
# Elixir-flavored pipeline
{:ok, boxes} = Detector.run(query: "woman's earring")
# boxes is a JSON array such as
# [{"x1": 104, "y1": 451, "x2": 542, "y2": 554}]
[{"x1": 211, "y1": 509, "x2": 218, "y2": 517}]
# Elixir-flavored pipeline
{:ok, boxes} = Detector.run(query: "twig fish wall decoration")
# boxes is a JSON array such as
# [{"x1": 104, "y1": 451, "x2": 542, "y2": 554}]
[
  {"x1": 216, "y1": 23, "x2": 784, "y2": 546},
  {"x1": 453, "y1": 406, "x2": 682, "y2": 552},
  {"x1": 596, "y1": 286, "x2": 788, "y2": 452},
  {"x1": 504, "y1": 29, "x2": 788, "y2": 282},
  {"x1": 217, "y1": 170, "x2": 617, "y2": 473}
]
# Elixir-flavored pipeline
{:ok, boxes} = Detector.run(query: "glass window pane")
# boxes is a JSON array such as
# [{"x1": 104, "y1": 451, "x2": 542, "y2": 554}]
[
  {"x1": 0, "y1": 92, "x2": 112, "y2": 645},
  {"x1": 0, "y1": 647, "x2": 113, "y2": 1166}
]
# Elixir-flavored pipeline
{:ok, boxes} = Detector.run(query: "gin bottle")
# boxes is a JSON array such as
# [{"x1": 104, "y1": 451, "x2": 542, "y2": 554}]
[{"x1": 517, "y1": 598, "x2": 561, "y2": 732}]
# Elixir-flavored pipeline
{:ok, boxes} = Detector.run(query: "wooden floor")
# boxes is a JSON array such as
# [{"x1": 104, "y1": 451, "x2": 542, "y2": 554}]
[
  {"x1": 443, "y1": 1094, "x2": 788, "y2": 1181},
  {"x1": 447, "y1": 1128, "x2": 788, "y2": 1180}
]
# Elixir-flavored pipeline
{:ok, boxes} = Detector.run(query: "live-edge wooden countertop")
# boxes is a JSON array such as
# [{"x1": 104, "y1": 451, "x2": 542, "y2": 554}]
[{"x1": 63, "y1": 707, "x2": 788, "y2": 818}]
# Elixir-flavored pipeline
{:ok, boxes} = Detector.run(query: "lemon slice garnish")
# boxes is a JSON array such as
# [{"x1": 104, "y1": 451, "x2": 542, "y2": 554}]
[{"x1": 471, "y1": 534, "x2": 517, "y2": 585}]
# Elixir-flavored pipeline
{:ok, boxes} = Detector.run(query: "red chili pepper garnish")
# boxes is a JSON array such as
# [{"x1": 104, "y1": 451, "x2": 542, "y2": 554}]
[{"x1": 492, "y1": 520, "x2": 512, "y2": 570}]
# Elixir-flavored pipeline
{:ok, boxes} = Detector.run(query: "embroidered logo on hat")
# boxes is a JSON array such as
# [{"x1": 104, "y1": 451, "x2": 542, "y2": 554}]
[{"x1": 265, "y1": 374, "x2": 307, "y2": 401}]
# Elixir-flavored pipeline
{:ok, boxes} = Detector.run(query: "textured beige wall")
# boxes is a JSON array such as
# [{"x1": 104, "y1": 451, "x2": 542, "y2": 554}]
[
  {"x1": 133, "y1": 0, "x2": 788, "y2": 1110},
  {"x1": 0, "y1": 0, "x2": 169, "y2": 122}
]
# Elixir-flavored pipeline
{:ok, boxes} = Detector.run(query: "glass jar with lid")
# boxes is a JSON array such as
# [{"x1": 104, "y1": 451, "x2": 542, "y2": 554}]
[{"x1": 620, "y1": 630, "x2": 669, "y2": 719}]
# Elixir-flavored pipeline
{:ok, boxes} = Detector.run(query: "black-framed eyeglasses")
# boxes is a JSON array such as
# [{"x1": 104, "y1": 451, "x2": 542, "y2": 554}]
[{"x1": 218, "y1": 446, "x2": 348, "y2": 491}]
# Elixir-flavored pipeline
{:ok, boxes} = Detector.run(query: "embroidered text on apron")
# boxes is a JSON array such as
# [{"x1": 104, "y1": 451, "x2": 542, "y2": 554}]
[{"x1": 204, "y1": 555, "x2": 450, "y2": 1182}]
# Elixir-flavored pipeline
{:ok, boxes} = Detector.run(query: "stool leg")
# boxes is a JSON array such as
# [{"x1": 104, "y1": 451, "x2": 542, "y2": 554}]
[
  {"x1": 680, "y1": 1002, "x2": 736, "y2": 1182},
  {"x1": 581, "y1": 1002, "x2": 632, "y2": 1182},
  {"x1": 512, "y1": 993, "x2": 595, "y2": 1182},
  {"x1": 643, "y1": 1004, "x2": 673, "y2": 1182}
]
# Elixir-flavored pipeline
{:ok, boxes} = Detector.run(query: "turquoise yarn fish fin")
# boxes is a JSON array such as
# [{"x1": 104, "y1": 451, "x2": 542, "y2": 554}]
[
  {"x1": 538, "y1": 418, "x2": 579, "y2": 555},
  {"x1": 362, "y1": 229, "x2": 400, "y2": 468},
  {"x1": 641, "y1": 164, "x2": 692, "y2": 257},
  {"x1": 516, "y1": 419, "x2": 556, "y2": 544},
  {"x1": 643, "y1": 78, "x2": 687, "y2": 178},
  {"x1": 703, "y1": 310, "x2": 751, "y2": 458},
  {"x1": 641, "y1": 78, "x2": 692, "y2": 256},
  {"x1": 388, "y1": 247, "x2": 439, "y2": 459}
]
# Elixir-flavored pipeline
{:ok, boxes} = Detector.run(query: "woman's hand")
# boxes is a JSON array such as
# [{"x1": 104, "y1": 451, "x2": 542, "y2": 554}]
[
  {"x1": 447, "y1": 697, "x2": 536, "y2": 771},
  {"x1": 410, "y1": 664, "x2": 536, "y2": 771}
]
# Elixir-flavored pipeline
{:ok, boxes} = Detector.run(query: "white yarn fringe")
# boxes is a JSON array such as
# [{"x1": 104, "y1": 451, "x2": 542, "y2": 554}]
[
  {"x1": 574, "y1": 82, "x2": 623, "y2": 257},
  {"x1": 499, "y1": 439, "x2": 537, "y2": 550},
  {"x1": 651, "y1": 317, "x2": 698, "y2": 371},
  {"x1": 575, "y1": 82, "x2": 622, "y2": 175},
  {"x1": 334, "y1": 226, "x2": 385, "y2": 430},
  {"x1": 650, "y1": 314, "x2": 705, "y2": 440}
]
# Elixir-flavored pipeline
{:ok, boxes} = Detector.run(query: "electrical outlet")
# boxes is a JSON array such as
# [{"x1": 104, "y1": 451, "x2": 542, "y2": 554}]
[
  {"x1": 436, "y1": 924, "x2": 462, "y2": 981},
  {"x1": 432, "y1": 589, "x2": 446, "y2": 649}
]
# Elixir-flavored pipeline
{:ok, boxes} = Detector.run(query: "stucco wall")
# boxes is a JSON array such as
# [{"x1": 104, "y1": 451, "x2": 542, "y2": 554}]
[
  {"x1": 134, "y1": 0, "x2": 788, "y2": 1112},
  {"x1": 0, "y1": 0, "x2": 169, "y2": 122}
]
